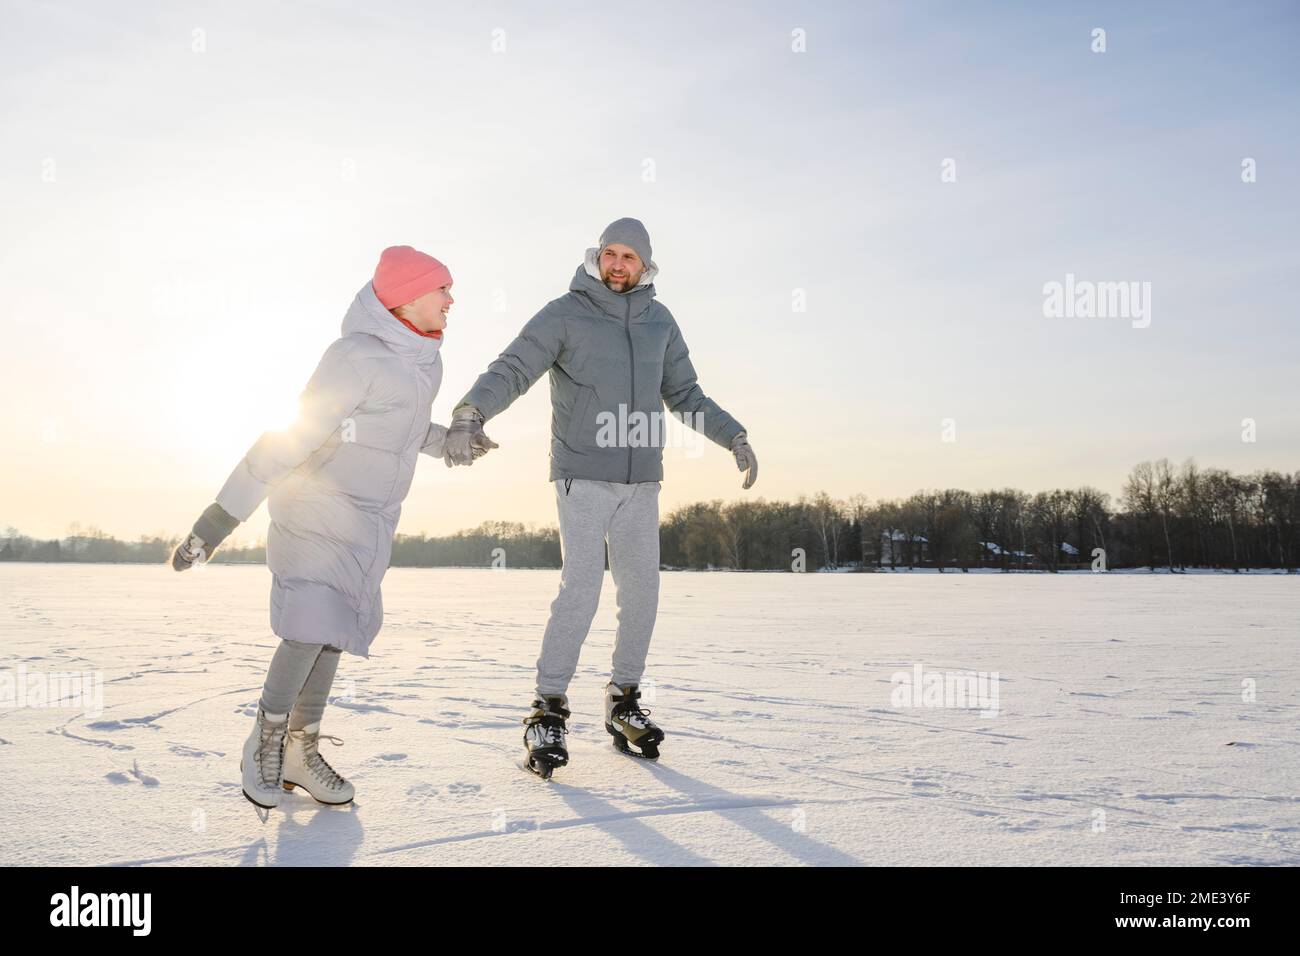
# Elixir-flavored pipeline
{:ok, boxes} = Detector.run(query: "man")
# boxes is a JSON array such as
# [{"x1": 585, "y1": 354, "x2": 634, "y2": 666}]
[{"x1": 445, "y1": 218, "x2": 757, "y2": 778}]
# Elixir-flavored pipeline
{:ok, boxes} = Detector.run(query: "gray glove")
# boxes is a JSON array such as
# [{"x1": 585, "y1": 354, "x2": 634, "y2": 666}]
[
  {"x1": 444, "y1": 405, "x2": 499, "y2": 467},
  {"x1": 441, "y1": 436, "x2": 492, "y2": 468},
  {"x1": 731, "y1": 431, "x2": 757, "y2": 489},
  {"x1": 171, "y1": 502, "x2": 240, "y2": 571}
]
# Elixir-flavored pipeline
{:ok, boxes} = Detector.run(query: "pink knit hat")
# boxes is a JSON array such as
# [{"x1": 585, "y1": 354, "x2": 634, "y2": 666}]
[{"x1": 372, "y1": 245, "x2": 453, "y2": 309}]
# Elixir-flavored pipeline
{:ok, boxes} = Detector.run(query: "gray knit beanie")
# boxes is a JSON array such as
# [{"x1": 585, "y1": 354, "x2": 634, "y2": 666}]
[{"x1": 597, "y1": 217, "x2": 653, "y2": 266}]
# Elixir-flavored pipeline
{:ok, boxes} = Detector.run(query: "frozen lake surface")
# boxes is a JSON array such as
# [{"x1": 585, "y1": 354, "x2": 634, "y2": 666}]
[{"x1": 1, "y1": 564, "x2": 1297, "y2": 866}]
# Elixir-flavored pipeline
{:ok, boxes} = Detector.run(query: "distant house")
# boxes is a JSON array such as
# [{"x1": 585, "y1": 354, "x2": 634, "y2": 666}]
[
  {"x1": 981, "y1": 541, "x2": 1037, "y2": 566},
  {"x1": 881, "y1": 530, "x2": 928, "y2": 565}
]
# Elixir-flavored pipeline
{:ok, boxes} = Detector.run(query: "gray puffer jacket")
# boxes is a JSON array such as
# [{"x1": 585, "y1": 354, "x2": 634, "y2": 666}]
[
  {"x1": 215, "y1": 281, "x2": 448, "y2": 656},
  {"x1": 459, "y1": 252, "x2": 744, "y2": 482}
]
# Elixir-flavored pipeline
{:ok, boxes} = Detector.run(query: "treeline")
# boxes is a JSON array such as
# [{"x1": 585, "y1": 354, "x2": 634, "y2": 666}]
[
  {"x1": 0, "y1": 521, "x2": 553, "y2": 569},
  {"x1": 390, "y1": 521, "x2": 561, "y2": 568},
  {"x1": 0, "y1": 524, "x2": 266, "y2": 565},
  {"x1": 2, "y1": 460, "x2": 1295, "y2": 572},
  {"x1": 660, "y1": 460, "x2": 1298, "y2": 572}
]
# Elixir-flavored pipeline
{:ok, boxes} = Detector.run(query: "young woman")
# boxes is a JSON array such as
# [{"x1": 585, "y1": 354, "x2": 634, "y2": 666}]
[{"x1": 171, "y1": 245, "x2": 495, "y2": 814}]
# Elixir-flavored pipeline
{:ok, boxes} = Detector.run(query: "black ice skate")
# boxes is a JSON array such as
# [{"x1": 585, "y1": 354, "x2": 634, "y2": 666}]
[
  {"x1": 522, "y1": 695, "x2": 571, "y2": 780},
  {"x1": 605, "y1": 682, "x2": 664, "y2": 760}
]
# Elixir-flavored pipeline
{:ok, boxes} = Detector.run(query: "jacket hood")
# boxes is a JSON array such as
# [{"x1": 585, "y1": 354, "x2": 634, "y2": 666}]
[
  {"x1": 343, "y1": 282, "x2": 444, "y2": 367},
  {"x1": 572, "y1": 250, "x2": 658, "y2": 320}
]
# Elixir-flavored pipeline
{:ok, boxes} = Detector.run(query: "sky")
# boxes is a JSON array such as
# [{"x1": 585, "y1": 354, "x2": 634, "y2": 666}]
[{"x1": 1, "y1": 0, "x2": 1297, "y2": 543}]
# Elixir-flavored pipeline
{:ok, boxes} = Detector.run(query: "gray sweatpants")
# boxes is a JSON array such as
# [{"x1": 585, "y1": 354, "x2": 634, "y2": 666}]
[
  {"x1": 535, "y1": 478, "x2": 661, "y2": 697},
  {"x1": 260, "y1": 639, "x2": 342, "y2": 730}
]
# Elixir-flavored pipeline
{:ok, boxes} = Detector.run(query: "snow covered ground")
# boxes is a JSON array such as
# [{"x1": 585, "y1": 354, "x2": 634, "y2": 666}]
[{"x1": 1, "y1": 563, "x2": 1297, "y2": 866}]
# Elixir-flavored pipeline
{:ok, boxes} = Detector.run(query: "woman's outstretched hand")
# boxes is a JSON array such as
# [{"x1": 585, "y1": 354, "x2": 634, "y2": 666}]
[
  {"x1": 171, "y1": 502, "x2": 240, "y2": 570},
  {"x1": 444, "y1": 405, "x2": 499, "y2": 467}
]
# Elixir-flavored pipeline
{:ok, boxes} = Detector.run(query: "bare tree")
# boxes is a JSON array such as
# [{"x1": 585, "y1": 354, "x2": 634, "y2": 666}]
[
  {"x1": 1029, "y1": 490, "x2": 1071, "y2": 572},
  {"x1": 719, "y1": 499, "x2": 763, "y2": 569},
  {"x1": 1153, "y1": 458, "x2": 1180, "y2": 571},
  {"x1": 809, "y1": 492, "x2": 844, "y2": 569},
  {"x1": 971, "y1": 491, "x2": 1003, "y2": 569},
  {"x1": 1123, "y1": 461, "x2": 1159, "y2": 569},
  {"x1": 1070, "y1": 486, "x2": 1110, "y2": 567},
  {"x1": 846, "y1": 493, "x2": 872, "y2": 568}
]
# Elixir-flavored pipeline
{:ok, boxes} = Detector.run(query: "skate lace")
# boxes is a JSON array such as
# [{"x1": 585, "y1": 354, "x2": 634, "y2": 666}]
[
  {"x1": 523, "y1": 714, "x2": 567, "y2": 746},
  {"x1": 541, "y1": 718, "x2": 567, "y2": 746},
  {"x1": 621, "y1": 703, "x2": 653, "y2": 729},
  {"x1": 291, "y1": 729, "x2": 346, "y2": 790},
  {"x1": 255, "y1": 721, "x2": 287, "y2": 789},
  {"x1": 614, "y1": 693, "x2": 654, "y2": 730},
  {"x1": 523, "y1": 702, "x2": 569, "y2": 747}
]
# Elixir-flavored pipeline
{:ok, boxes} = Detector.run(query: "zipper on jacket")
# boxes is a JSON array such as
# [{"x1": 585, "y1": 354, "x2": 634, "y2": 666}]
[{"x1": 624, "y1": 297, "x2": 634, "y2": 483}]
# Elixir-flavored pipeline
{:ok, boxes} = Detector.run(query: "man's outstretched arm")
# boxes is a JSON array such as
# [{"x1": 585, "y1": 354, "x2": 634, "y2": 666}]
[
  {"x1": 660, "y1": 316, "x2": 757, "y2": 488},
  {"x1": 445, "y1": 305, "x2": 565, "y2": 465}
]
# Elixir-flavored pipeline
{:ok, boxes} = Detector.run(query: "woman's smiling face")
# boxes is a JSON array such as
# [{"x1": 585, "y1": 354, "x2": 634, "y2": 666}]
[{"x1": 396, "y1": 284, "x2": 453, "y2": 333}]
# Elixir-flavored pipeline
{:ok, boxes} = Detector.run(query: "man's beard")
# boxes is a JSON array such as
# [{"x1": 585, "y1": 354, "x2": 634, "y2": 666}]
[{"x1": 602, "y1": 270, "x2": 642, "y2": 293}]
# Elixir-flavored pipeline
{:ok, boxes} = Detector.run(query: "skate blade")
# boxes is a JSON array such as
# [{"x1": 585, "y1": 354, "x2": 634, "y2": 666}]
[
  {"x1": 612, "y1": 739, "x2": 660, "y2": 760},
  {"x1": 242, "y1": 791, "x2": 275, "y2": 822},
  {"x1": 519, "y1": 757, "x2": 561, "y2": 780},
  {"x1": 607, "y1": 725, "x2": 662, "y2": 761}
]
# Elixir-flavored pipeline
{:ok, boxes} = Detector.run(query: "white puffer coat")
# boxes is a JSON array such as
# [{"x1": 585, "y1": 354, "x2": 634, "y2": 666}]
[{"x1": 215, "y1": 281, "x2": 447, "y2": 656}]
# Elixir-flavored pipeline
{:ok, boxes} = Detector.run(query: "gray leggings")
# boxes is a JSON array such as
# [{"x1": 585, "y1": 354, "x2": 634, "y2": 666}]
[{"x1": 259, "y1": 639, "x2": 342, "y2": 731}]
